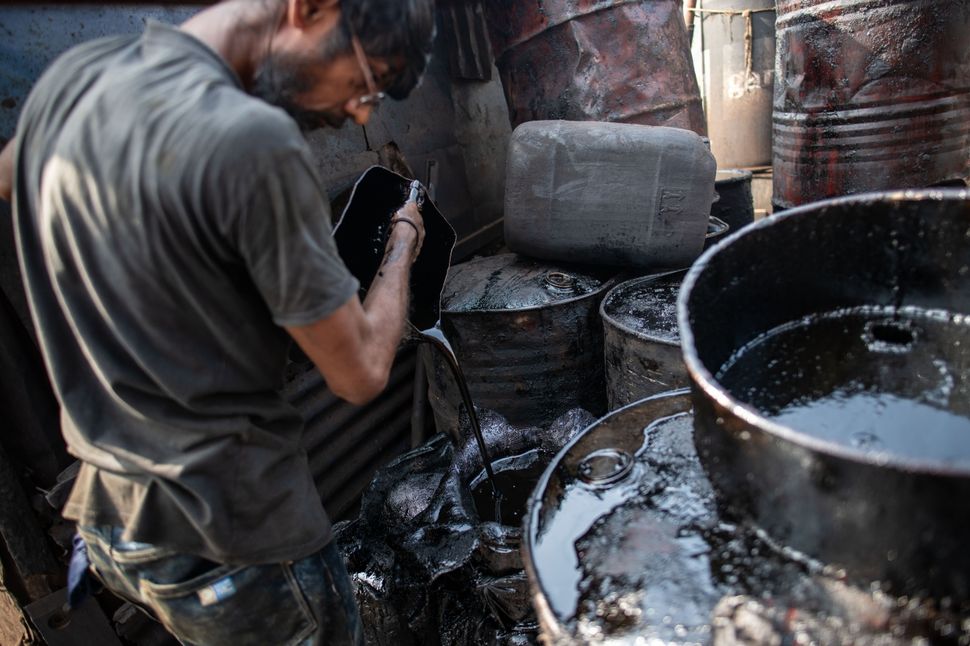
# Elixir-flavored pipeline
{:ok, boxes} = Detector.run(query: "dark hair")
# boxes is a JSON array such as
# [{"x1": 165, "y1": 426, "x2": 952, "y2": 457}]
[{"x1": 340, "y1": 0, "x2": 436, "y2": 100}]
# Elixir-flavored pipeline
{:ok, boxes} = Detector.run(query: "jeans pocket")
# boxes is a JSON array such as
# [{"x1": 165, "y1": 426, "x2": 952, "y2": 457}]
[{"x1": 140, "y1": 561, "x2": 317, "y2": 646}]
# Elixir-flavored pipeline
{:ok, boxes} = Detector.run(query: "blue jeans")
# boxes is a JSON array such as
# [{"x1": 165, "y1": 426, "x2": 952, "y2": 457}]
[{"x1": 78, "y1": 526, "x2": 363, "y2": 646}]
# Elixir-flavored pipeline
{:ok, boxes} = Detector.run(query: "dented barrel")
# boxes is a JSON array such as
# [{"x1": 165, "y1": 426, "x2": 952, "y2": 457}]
[
  {"x1": 484, "y1": 0, "x2": 707, "y2": 133},
  {"x1": 423, "y1": 254, "x2": 616, "y2": 434},
  {"x1": 772, "y1": 0, "x2": 970, "y2": 209}
]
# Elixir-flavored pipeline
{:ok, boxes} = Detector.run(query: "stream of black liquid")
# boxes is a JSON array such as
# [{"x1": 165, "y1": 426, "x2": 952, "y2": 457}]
[{"x1": 414, "y1": 325, "x2": 505, "y2": 524}]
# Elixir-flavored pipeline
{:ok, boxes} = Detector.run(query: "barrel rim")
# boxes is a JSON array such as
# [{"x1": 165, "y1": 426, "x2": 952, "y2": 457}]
[
  {"x1": 442, "y1": 273, "x2": 619, "y2": 316},
  {"x1": 522, "y1": 388, "x2": 693, "y2": 636},
  {"x1": 600, "y1": 269, "x2": 686, "y2": 347},
  {"x1": 715, "y1": 168, "x2": 754, "y2": 184},
  {"x1": 677, "y1": 188, "x2": 970, "y2": 477}
]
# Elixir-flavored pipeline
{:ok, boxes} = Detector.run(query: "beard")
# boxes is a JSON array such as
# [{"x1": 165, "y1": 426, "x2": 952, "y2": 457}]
[{"x1": 250, "y1": 56, "x2": 347, "y2": 132}]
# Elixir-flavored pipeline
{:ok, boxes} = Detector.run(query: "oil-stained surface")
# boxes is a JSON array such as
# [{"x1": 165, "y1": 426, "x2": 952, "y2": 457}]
[
  {"x1": 425, "y1": 254, "x2": 616, "y2": 434},
  {"x1": 439, "y1": 254, "x2": 612, "y2": 313},
  {"x1": 717, "y1": 305, "x2": 970, "y2": 464},
  {"x1": 483, "y1": 0, "x2": 706, "y2": 132},
  {"x1": 772, "y1": 0, "x2": 970, "y2": 208},
  {"x1": 526, "y1": 392, "x2": 970, "y2": 644},
  {"x1": 680, "y1": 190, "x2": 970, "y2": 604},
  {"x1": 335, "y1": 407, "x2": 596, "y2": 646},
  {"x1": 602, "y1": 271, "x2": 688, "y2": 409}
]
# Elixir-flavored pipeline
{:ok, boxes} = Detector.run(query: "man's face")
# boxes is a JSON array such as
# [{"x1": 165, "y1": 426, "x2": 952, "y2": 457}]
[{"x1": 251, "y1": 41, "x2": 392, "y2": 132}]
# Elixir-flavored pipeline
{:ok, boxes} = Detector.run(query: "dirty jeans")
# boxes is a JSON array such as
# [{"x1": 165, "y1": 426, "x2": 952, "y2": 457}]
[{"x1": 77, "y1": 525, "x2": 363, "y2": 646}]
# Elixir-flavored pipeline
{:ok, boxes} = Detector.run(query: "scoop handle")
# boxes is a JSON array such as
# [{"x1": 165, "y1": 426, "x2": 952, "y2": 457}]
[{"x1": 406, "y1": 179, "x2": 425, "y2": 208}]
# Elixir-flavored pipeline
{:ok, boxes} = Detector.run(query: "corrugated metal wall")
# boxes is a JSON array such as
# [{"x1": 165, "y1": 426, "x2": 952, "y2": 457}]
[
  {"x1": 0, "y1": 2, "x2": 510, "y2": 522},
  {"x1": 284, "y1": 350, "x2": 420, "y2": 520}
]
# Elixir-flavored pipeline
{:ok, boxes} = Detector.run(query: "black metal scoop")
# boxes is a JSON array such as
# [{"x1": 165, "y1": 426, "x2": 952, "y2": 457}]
[{"x1": 332, "y1": 166, "x2": 457, "y2": 331}]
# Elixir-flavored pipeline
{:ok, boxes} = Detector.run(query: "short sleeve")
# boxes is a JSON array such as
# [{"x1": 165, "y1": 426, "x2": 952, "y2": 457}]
[{"x1": 234, "y1": 146, "x2": 359, "y2": 327}]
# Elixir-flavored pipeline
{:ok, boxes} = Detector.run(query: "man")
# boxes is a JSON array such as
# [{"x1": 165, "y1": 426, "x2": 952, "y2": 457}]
[{"x1": 0, "y1": 0, "x2": 435, "y2": 643}]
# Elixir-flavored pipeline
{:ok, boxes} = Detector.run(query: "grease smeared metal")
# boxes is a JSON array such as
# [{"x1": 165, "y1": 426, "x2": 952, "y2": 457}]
[
  {"x1": 424, "y1": 254, "x2": 616, "y2": 434},
  {"x1": 525, "y1": 391, "x2": 970, "y2": 645},
  {"x1": 336, "y1": 408, "x2": 596, "y2": 645},
  {"x1": 602, "y1": 271, "x2": 689, "y2": 409},
  {"x1": 772, "y1": 0, "x2": 970, "y2": 208},
  {"x1": 680, "y1": 190, "x2": 970, "y2": 603},
  {"x1": 483, "y1": 0, "x2": 706, "y2": 132},
  {"x1": 699, "y1": 0, "x2": 776, "y2": 168}
]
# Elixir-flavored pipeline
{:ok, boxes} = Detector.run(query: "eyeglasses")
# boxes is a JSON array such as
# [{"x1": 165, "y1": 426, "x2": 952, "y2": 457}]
[{"x1": 350, "y1": 34, "x2": 386, "y2": 108}]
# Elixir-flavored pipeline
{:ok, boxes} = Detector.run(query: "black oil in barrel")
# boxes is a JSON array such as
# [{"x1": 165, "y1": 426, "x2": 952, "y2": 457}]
[
  {"x1": 470, "y1": 450, "x2": 547, "y2": 527},
  {"x1": 416, "y1": 326, "x2": 505, "y2": 523},
  {"x1": 716, "y1": 305, "x2": 970, "y2": 463},
  {"x1": 525, "y1": 390, "x2": 970, "y2": 643}
]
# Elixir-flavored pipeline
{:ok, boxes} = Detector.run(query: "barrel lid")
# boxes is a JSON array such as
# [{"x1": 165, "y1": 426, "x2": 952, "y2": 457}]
[
  {"x1": 601, "y1": 270, "x2": 685, "y2": 344},
  {"x1": 441, "y1": 254, "x2": 615, "y2": 313}
]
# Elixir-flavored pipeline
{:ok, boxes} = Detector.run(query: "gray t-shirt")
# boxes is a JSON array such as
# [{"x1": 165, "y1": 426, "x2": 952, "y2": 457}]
[{"x1": 12, "y1": 22, "x2": 359, "y2": 564}]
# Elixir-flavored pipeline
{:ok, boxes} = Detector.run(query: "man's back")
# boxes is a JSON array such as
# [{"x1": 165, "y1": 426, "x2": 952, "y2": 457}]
[{"x1": 13, "y1": 21, "x2": 358, "y2": 564}]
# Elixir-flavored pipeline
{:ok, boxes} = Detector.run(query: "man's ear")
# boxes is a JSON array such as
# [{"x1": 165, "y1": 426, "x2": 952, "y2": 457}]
[{"x1": 287, "y1": 0, "x2": 340, "y2": 30}]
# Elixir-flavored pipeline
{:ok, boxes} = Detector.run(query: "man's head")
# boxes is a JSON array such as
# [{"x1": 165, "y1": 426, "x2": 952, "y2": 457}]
[{"x1": 251, "y1": 0, "x2": 435, "y2": 130}]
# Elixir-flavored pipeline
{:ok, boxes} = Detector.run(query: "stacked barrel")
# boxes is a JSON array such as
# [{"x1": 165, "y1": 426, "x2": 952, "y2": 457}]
[{"x1": 772, "y1": 0, "x2": 970, "y2": 208}]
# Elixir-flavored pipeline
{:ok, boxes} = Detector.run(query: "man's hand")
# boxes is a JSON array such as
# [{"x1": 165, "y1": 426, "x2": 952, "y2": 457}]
[{"x1": 0, "y1": 138, "x2": 14, "y2": 202}]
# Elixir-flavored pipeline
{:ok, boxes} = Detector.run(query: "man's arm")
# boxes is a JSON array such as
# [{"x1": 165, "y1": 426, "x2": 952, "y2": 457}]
[
  {"x1": 286, "y1": 202, "x2": 425, "y2": 406},
  {"x1": 0, "y1": 137, "x2": 14, "y2": 202}
]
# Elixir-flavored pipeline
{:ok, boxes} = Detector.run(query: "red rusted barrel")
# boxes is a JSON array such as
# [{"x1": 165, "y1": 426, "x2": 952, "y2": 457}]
[
  {"x1": 772, "y1": 0, "x2": 970, "y2": 209},
  {"x1": 484, "y1": 0, "x2": 707, "y2": 133}
]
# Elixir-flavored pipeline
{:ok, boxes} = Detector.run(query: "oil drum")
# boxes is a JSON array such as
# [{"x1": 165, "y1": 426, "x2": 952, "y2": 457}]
[
  {"x1": 423, "y1": 254, "x2": 616, "y2": 435},
  {"x1": 680, "y1": 189, "x2": 970, "y2": 602},
  {"x1": 772, "y1": 0, "x2": 970, "y2": 209},
  {"x1": 711, "y1": 169, "x2": 754, "y2": 234},
  {"x1": 601, "y1": 271, "x2": 688, "y2": 410},
  {"x1": 483, "y1": 0, "x2": 706, "y2": 133},
  {"x1": 523, "y1": 387, "x2": 965, "y2": 643},
  {"x1": 696, "y1": 0, "x2": 776, "y2": 168}
]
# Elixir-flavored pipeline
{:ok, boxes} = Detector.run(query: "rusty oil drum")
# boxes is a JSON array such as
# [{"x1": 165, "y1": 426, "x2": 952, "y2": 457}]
[
  {"x1": 483, "y1": 0, "x2": 706, "y2": 133},
  {"x1": 772, "y1": 0, "x2": 970, "y2": 209},
  {"x1": 423, "y1": 254, "x2": 616, "y2": 434}
]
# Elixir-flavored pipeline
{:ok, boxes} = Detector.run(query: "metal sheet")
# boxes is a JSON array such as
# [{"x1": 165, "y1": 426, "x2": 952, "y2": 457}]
[
  {"x1": 772, "y1": 0, "x2": 970, "y2": 208},
  {"x1": 286, "y1": 349, "x2": 418, "y2": 521},
  {"x1": 484, "y1": 0, "x2": 706, "y2": 131}
]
